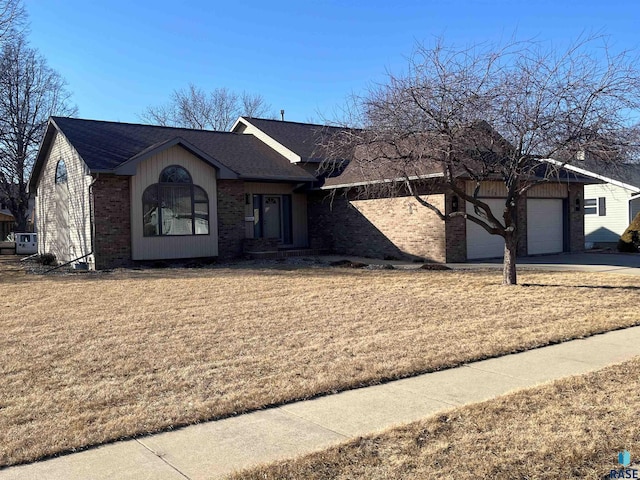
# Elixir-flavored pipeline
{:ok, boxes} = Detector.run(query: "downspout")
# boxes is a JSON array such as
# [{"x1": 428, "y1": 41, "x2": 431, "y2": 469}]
[{"x1": 45, "y1": 174, "x2": 99, "y2": 273}]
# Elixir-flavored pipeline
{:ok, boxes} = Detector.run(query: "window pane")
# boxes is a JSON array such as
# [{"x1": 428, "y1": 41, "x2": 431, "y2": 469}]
[
  {"x1": 584, "y1": 207, "x2": 597, "y2": 215},
  {"x1": 142, "y1": 186, "x2": 159, "y2": 236},
  {"x1": 253, "y1": 194, "x2": 262, "y2": 238},
  {"x1": 598, "y1": 197, "x2": 606, "y2": 216},
  {"x1": 193, "y1": 186, "x2": 208, "y2": 203},
  {"x1": 193, "y1": 186, "x2": 209, "y2": 235},
  {"x1": 55, "y1": 160, "x2": 67, "y2": 184},
  {"x1": 194, "y1": 202, "x2": 209, "y2": 234},
  {"x1": 160, "y1": 185, "x2": 193, "y2": 235},
  {"x1": 160, "y1": 166, "x2": 192, "y2": 183},
  {"x1": 584, "y1": 199, "x2": 596, "y2": 206}
]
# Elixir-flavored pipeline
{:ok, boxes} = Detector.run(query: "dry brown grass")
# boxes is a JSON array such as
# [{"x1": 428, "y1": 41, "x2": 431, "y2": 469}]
[
  {"x1": 231, "y1": 357, "x2": 640, "y2": 479},
  {"x1": 1, "y1": 257, "x2": 639, "y2": 467}
]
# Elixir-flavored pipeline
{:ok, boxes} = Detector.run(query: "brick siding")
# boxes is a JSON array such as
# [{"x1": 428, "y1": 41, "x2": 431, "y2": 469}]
[
  {"x1": 568, "y1": 183, "x2": 585, "y2": 252},
  {"x1": 217, "y1": 180, "x2": 245, "y2": 259},
  {"x1": 93, "y1": 174, "x2": 131, "y2": 269},
  {"x1": 445, "y1": 192, "x2": 467, "y2": 262},
  {"x1": 516, "y1": 193, "x2": 528, "y2": 256},
  {"x1": 309, "y1": 188, "x2": 458, "y2": 262}
]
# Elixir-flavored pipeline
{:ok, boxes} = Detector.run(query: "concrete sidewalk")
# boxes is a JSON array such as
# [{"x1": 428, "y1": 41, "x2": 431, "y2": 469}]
[{"x1": 2, "y1": 327, "x2": 640, "y2": 480}]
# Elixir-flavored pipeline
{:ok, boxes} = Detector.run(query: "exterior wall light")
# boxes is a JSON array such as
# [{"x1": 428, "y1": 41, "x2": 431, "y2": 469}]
[{"x1": 452, "y1": 195, "x2": 459, "y2": 212}]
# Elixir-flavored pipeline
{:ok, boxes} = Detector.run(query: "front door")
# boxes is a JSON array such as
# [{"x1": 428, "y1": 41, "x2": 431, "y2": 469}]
[{"x1": 263, "y1": 195, "x2": 281, "y2": 239}]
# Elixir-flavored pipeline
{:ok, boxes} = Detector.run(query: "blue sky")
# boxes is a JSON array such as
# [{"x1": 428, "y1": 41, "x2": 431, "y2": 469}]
[{"x1": 24, "y1": 0, "x2": 640, "y2": 126}]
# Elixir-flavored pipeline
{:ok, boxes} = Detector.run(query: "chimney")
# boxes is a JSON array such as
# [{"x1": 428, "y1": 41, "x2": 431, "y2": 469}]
[{"x1": 280, "y1": 109, "x2": 285, "y2": 121}]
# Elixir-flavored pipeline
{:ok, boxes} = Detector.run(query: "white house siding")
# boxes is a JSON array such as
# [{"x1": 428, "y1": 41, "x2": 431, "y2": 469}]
[
  {"x1": 584, "y1": 183, "x2": 634, "y2": 243},
  {"x1": 130, "y1": 145, "x2": 218, "y2": 260},
  {"x1": 35, "y1": 131, "x2": 94, "y2": 266},
  {"x1": 243, "y1": 182, "x2": 308, "y2": 247}
]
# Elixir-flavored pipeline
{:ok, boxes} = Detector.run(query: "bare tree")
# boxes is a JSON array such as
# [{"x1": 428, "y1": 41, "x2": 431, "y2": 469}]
[
  {"x1": 0, "y1": 0, "x2": 25, "y2": 44},
  {"x1": 0, "y1": 35, "x2": 76, "y2": 232},
  {"x1": 141, "y1": 83, "x2": 272, "y2": 131},
  {"x1": 323, "y1": 36, "x2": 640, "y2": 285}
]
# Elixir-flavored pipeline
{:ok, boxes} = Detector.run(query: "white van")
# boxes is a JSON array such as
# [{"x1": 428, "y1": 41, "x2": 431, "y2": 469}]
[{"x1": 15, "y1": 233, "x2": 37, "y2": 255}]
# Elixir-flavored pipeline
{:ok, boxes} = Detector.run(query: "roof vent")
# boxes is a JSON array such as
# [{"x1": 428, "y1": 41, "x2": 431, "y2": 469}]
[{"x1": 280, "y1": 109, "x2": 285, "y2": 121}]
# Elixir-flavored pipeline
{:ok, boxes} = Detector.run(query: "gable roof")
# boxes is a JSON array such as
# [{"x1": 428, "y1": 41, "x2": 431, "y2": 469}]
[
  {"x1": 30, "y1": 117, "x2": 316, "y2": 190},
  {"x1": 233, "y1": 117, "x2": 347, "y2": 163},
  {"x1": 558, "y1": 159, "x2": 640, "y2": 193}
]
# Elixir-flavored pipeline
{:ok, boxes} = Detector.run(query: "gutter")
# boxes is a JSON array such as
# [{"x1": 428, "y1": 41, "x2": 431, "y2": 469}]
[{"x1": 317, "y1": 172, "x2": 445, "y2": 190}]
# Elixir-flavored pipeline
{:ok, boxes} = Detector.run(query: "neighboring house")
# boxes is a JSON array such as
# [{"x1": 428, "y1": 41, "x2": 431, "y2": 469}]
[
  {"x1": 559, "y1": 161, "x2": 640, "y2": 246},
  {"x1": 0, "y1": 189, "x2": 35, "y2": 240},
  {"x1": 29, "y1": 116, "x2": 591, "y2": 269},
  {"x1": 0, "y1": 194, "x2": 13, "y2": 239}
]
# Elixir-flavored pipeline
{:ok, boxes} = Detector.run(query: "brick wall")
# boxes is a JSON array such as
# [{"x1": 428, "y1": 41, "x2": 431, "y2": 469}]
[
  {"x1": 217, "y1": 180, "x2": 245, "y2": 259},
  {"x1": 308, "y1": 189, "x2": 450, "y2": 262},
  {"x1": 516, "y1": 193, "x2": 528, "y2": 256},
  {"x1": 568, "y1": 183, "x2": 585, "y2": 252},
  {"x1": 445, "y1": 192, "x2": 467, "y2": 262},
  {"x1": 93, "y1": 174, "x2": 131, "y2": 269}
]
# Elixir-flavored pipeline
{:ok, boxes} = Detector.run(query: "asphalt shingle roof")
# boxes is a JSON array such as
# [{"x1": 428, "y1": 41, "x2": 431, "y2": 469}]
[
  {"x1": 43, "y1": 117, "x2": 316, "y2": 182},
  {"x1": 240, "y1": 117, "x2": 346, "y2": 162},
  {"x1": 577, "y1": 160, "x2": 640, "y2": 191}
]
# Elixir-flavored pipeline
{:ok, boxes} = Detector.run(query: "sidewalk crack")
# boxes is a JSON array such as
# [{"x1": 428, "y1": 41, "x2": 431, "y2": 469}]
[{"x1": 135, "y1": 439, "x2": 192, "y2": 480}]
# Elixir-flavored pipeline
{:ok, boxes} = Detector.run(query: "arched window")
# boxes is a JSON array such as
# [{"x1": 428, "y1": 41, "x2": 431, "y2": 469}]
[
  {"x1": 142, "y1": 165, "x2": 209, "y2": 236},
  {"x1": 55, "y1": 159, "x2": 67, "y2": 184}
]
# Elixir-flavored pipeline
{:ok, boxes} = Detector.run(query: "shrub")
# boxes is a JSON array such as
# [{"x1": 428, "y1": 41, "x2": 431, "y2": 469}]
[
  {"x1": 618, "y1": 213, "x2": 640, "y2": 253},
  {"x1": 36, "y1": 253, "x2": 57, "y2": 266}
]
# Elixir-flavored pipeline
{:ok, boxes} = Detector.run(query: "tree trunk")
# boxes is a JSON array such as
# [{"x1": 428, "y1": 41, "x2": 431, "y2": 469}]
[{"x1": 502, "y1": 233, "x2": 517, "y2": 285}]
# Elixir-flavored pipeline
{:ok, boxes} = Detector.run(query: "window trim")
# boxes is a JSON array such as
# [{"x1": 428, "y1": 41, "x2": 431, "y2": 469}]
[{"x1": 584, "y1": 197, "x2": 606, "y2": 216}]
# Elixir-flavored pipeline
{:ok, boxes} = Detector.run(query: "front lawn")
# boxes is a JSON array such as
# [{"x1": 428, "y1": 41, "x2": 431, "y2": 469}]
[{"x1": 1, "y1": 260, "x2": 639, "y2": 466}]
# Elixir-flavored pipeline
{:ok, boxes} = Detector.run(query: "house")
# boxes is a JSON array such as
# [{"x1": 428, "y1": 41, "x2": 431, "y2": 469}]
[
  {"x1": 234, "y1": 117, "x2": 589, "y2": 262},
  {"x1": 557, "y1": 161, "x2": 640, "y2": 247},
  {"x1": 29, "y1": 117, "x2": 316, "y2": 269},
  {"x1": 0, "y1": 189, "x2": 35, "y2": 240},
  {"x1": 29, "y1": 116, "x2": 590, "y2": 269}
]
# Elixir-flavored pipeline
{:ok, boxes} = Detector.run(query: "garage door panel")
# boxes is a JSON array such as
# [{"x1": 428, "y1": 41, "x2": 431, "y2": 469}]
[
  {"x1": 527, "y1": 199, "x2": 564, "y2": 255},
  {"x1": 466, "y1": 199, "x2": 505, "y2": 260}
]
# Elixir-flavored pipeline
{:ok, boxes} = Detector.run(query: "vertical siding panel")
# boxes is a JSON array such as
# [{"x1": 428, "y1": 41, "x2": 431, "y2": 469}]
[
  {"x1": 528, "y1": 183, "x2": 568, "y2": 198},
  {"x1": 131, "y1": 145, "x2": 218, "y2": 260},
  {"x1": 466, "y1": 181, "x2": 569, "y2": 198}
]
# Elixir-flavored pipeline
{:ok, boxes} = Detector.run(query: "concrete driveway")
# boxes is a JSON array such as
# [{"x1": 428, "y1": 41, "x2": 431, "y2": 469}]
[{"x1": 457, "y1": 252, "x2": 640, "y2": 275}]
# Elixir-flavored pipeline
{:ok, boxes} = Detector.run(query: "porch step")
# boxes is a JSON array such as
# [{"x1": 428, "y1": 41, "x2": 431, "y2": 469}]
[{"x1": 245, "y1": 248, "x2": 326, "y2": 260}]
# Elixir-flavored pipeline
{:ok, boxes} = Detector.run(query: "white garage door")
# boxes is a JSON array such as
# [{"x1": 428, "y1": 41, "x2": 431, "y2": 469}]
[
  {"x1": 466, "y1": 199, "x2": 506, "y2": 260},
  {"x1": 527, "y1": 199, "x2": 564, "y2": 255}
]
